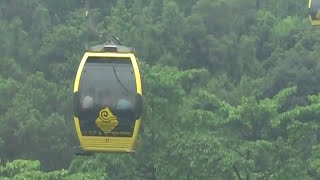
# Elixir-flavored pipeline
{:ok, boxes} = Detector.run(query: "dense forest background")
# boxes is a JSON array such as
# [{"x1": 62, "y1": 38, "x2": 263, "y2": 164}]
[{"x1": 0, "y1": 0, "x2": 320, "y2": 179}]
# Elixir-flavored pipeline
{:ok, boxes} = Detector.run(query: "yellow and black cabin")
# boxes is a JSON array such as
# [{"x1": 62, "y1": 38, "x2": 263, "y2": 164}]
[
  {"x1": 73, "y1": 44, "x2": 142, "y2": 153},
  {"x1": 309, "y1": 0, "x2": 320, "y2": 25}
]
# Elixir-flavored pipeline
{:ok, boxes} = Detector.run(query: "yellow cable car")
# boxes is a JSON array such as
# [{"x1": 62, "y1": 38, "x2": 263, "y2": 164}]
[
  {"x1": 309, "y1": 0, "x2": 320, "y2": 25},
  {"x1": 73, "y1": 44, "x2": 142, "y2": 153}
]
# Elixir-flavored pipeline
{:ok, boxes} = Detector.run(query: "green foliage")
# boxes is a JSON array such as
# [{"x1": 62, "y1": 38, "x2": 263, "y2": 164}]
[
  {"x1": 0, "y1": 0, "x2": 320, "y2": 179},
  {"x1": 0, "y1": 160, "x2": 69, "y2": 180}
]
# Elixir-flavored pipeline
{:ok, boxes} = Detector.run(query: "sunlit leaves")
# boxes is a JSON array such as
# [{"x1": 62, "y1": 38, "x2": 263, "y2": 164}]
[
  {"x1": 0, "y1": 160, "x2": 69, "y2": 180},
  {"x1": 271, "y1": 16, "x2": 301, "y2": 50}
]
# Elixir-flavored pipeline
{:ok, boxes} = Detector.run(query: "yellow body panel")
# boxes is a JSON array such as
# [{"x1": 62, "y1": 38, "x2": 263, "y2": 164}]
[
  {"x1": 73, "y1": 52, "x2": 142, "y2": 153},
  {"x1": 310, "y1": 16, "x2": 320, "y2": 26}
]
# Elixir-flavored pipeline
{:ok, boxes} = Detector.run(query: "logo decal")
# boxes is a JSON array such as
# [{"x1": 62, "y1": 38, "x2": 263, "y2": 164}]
[{"x1": 95, "y1": 108, "x2": 118, "y2": 133}]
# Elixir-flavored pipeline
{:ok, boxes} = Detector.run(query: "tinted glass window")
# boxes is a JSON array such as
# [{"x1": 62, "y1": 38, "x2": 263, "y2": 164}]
[
  {"x1": 310, "y1": 0, "x2": 320, "y2": 19},
  {"x1": 77, "y1": 57, "x2": 138, "y2": 137}
]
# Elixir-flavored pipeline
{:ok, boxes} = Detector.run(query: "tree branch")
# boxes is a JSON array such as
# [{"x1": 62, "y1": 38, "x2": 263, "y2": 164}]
[
  {"x1": 246, "y1": 150, "x2": 250, "y2": 180},
  {"x1": 233, "y1": 165, "x2": 243, "y2": 180}
]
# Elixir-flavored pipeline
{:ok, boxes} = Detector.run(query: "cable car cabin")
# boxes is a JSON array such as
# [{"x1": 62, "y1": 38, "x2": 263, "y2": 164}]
[
  {"x1": 309, "y1": 0, "x2": 320, "y2": 25},
  {"x1": 73, "y1": 44, "x2": 142, "y2": 153}
]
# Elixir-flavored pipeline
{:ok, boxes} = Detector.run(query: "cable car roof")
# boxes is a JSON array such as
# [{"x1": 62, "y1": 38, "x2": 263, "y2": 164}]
[{"x1": 86, "y1": 44, "x2": 136, "y2": 54}]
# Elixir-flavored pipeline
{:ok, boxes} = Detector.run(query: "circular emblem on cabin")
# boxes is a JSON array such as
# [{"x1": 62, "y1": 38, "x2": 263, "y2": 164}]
[{"x1": 99, "y1": 110, "x2": 109, "y2": 122}]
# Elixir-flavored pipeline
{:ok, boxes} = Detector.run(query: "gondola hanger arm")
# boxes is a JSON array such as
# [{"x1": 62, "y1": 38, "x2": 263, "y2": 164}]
[{"x1": 83, "y1": 0, "x2": 116, "y2": 44}]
